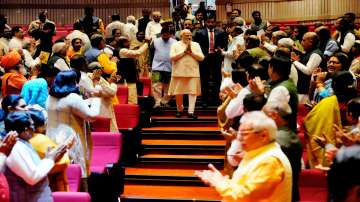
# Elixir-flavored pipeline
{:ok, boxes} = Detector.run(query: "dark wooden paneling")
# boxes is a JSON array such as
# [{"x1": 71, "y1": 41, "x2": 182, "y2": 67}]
[{"x1": 216, "y1": 0, "x2": 360, "y2": 22}]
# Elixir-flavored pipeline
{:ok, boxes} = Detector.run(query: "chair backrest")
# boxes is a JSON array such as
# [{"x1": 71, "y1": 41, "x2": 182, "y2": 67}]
[
  {"x1": 116, "y1": 85, "x2": 129, "y2": 104},
  {"x1": 91, "y1": 132, "x2": 123, "y2": 168},
  {"x1": 139, "y1": 77, "x2": 151, "y2": 96},
  {"x1": 299, "y1": 169, "x2": 328, "y2": 202},
  {"x1": 91, "y1": 116, "x2": 111, "y2": 132},
  {"x1": 113, "y1": 104, "x2": 140, "y2": 130},
  {"x1": 66, "y1": 164, "x2": 82, "y2": 192}
]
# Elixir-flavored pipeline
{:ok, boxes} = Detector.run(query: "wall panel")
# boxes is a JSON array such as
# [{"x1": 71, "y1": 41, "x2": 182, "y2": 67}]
[
  {"x1": 0, "y1": 0, "x2": 170, "y2": 25},
  {"x1": 216, "y1": 0, "x2": 360, "y2": 23}
]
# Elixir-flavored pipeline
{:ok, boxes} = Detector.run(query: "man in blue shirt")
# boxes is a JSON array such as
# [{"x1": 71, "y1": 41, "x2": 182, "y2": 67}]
[{"x1": 150, "y1": 28, "x2": 177, "y2": 108}]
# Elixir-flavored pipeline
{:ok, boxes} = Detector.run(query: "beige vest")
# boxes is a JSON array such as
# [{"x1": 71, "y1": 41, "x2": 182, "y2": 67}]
[{"x1": 228, "y1": 143, "x2": 292, "y2": 202}]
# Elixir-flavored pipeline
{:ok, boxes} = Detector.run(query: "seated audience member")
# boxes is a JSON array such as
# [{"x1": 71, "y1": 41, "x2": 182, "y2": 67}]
[
  {"x1": 27, "y1": 109, "x2": 71, "y2": 192},
  {"x1": 263, "y1": 101, "x2": 302, "y2": 202},
  {"x1": 48, "y1": 42, "x2": 70, "y2": 72},
  {"x1": 5, "y1": 111, "x2": 67, "y2": 202},
  {"x1": 304, "y1": 71, "x2": 357, "y2": 168},
  {"x1": 0, "y1": 131, "x2": 17, "y2": 202},
  {"x1": 328, "y1": 144, "x2": 360, "y2": 202},
  {"x1": 291, "y1": 32, "x2": 323, "y2": 102},
  {"x1": 0, "y1": 50, "x2": 27, "y2": 97},
  {"x1": 84, "y1": 34, "x2": 118, "y2": 75},
  {"x1": 310, "y1": 52, "x2": 351, "y2": 104},
  {"x1": 67, "y1": 38, "x2": 84, "y2": 59},
  {"x1": 196, "y1": 111, "x2": 292, "y2": 202}
]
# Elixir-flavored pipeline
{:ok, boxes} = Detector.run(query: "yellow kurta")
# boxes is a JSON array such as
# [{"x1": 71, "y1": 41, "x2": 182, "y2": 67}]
[{"x1": 215, "y1": 143, "x2": 292, "y2": 202}]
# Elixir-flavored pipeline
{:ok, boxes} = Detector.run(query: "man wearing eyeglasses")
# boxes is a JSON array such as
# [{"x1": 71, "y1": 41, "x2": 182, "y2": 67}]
[{"x1": 196, "y1": 111, "x2": 292, "y2": 202}]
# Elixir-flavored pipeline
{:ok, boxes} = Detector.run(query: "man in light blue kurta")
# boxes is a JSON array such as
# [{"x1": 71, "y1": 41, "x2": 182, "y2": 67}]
[{"x1": 150, "y1": 28, "x2": 177, "y2": 108}]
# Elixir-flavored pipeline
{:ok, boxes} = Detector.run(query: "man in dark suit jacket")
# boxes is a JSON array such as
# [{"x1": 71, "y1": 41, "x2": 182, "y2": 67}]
[{"x1": 193, "y1": 15, "x2": 227, "y2": 107}]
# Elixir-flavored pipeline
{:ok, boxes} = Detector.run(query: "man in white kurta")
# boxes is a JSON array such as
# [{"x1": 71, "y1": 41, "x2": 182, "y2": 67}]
[
  {"x1": 145, "y1": 11, "x2": 162, "y2": 41},
  {"x1": 168, "y1": 29, "x2": 204, "y2": 118}
]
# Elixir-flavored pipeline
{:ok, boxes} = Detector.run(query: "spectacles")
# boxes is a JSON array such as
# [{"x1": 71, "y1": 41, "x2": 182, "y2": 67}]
[
  {"x1": 237, "y1": 129, "x2": 262, "y2": 137},
  {"x1": 327, "y1": 60, "x2": 340, "y2": 64}
]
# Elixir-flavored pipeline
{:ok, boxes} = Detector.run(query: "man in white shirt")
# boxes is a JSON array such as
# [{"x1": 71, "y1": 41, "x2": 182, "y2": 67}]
[
  {"x1": 5, "y1": 111, "x2": 67, "y2": 201},
  {"x1": 105, "y1": 14, "x2": 125, "y2": 39},
  {"x1": 145, "y1": 11, "x2": 162, "y2": 41},
  {"x1": 291, "y1": 32, "x2": 322, "y2": 100},
  {"x1": 8, "y1": 26, "x2": 25, "y2": 50},
  {"x1": 250, "y1": 55, "x2": 298, "y2": 132},
  {"x1": 221, "y1": 26, "x2": 244, "y2": 74},
  {"x1": 123, "y1": 16, "x2": 138, "y2": 42}
]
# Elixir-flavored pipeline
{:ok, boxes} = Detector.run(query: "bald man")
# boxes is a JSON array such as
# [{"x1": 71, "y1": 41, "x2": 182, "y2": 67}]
[{"x1": 291, "y1": 32, "x2": 323, "y2": 100}]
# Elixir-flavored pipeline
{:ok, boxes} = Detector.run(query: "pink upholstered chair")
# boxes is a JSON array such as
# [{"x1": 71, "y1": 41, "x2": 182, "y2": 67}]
[
  {"x1": 299, "y1": 169, "x2": 328, "y2": 202},
  {"x1": 52, "y1": 164, "x2": 91, "y2": 202},
  {"x1": 90, "y1": 132, "x2": 123, "y2": 173}
]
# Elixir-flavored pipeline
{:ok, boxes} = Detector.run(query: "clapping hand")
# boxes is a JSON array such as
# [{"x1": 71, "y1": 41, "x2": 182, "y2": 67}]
[
  {"x1": 0, "y1": 131, "x2": 18, "y2": 156},
  {"x1": 195, "y1": 164, "x2": 229, "y2": 187},
  {"x1": 109, "y1": 73, "x2": 121, "y2": 83},
  {"x1": 291, "y1": 52, "x2": 300, "y2": 62},
  {"x1": 249, "y1": 77, "x2": 265, "y2": 95},
  {"x1": 45, "y1": 144, "x2": 67, "y2": 162},
  {"x1": 92, "y1": 69, "x2": 102, "y2": 81}
]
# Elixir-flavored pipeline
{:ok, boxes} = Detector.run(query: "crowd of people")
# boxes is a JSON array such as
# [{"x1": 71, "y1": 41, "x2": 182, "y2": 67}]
[{"x1": 0, "y1": 1, "x2": 359, "y2": 202}]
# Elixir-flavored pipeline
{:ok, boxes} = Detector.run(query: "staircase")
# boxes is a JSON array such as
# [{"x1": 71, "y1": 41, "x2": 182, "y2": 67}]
[{"x1": 120, "y1": 104, "x2": 224, "y2": 202}]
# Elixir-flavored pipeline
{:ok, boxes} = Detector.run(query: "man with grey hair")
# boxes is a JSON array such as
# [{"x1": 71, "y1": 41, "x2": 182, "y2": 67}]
[
  {"x1": 196, "y1": 111, "x2": 292, "y2": 202},
  {"x1": 123, "y1": 15, "x2": 138, "y2": 41},
  {"x1": 263, "y1": 101, "x2": 302, "y2": 202},
  {"x1": 145, "y1": 11, "x2": 162, "y2": 41},
  {"x1": 263, "y1": 30, "x2": 288, "y2": 53}
]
